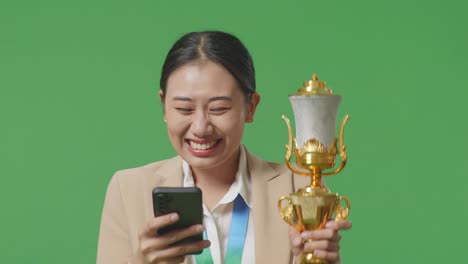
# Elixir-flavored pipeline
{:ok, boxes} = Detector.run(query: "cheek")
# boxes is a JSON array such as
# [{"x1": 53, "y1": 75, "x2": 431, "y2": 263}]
[
  {"x1": 166, "y1": 118, "x2": 190, "y2": 139},
  {"x1": 212, "y1": 113, "x2": 246, "y2": 136}
]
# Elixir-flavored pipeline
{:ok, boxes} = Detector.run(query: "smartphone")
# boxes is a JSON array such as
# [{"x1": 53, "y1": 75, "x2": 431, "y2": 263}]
[{"x1": 152, "y1": 187, "x2": 203, "y2": 253}]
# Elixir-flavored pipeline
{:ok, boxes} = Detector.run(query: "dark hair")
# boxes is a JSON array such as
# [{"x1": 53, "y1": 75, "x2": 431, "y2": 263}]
[{"x1": 160, "y1": 31, "x2": 256, "y2": 100}]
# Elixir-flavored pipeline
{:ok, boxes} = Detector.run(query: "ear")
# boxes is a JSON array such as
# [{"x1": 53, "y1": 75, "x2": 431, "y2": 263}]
[
  {"x1": 159, "y1": 90, "x2": 166, "y2": 120},
  {"x1": 159, "y1": 90, "x2": 164, "y2": 103},
  {"x1": 246, "y1": 92, "x2": 261, "y2": 123}
]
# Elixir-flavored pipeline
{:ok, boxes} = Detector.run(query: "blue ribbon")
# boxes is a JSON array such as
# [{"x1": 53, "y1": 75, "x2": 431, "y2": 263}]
[{"x1": 195, "y1": 194, "x2": 250, "y2": 264}]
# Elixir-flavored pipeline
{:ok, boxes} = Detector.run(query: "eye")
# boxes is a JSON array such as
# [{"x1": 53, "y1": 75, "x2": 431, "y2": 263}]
[
  {"x1": 175, "y1": 108, "x2": 193, "y2": 114},
  {"x1": 209, "y1": 107, "x2": 230, "y2": 114}
]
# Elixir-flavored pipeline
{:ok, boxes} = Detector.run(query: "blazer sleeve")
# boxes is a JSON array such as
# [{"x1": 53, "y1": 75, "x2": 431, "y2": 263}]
[{"x1": 97, "y1": 172, "x2": 133, "y2": 264}]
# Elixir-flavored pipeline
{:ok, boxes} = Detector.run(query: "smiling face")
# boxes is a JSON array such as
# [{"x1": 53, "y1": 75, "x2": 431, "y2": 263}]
[{"x1": 162, "y1": 60, "x2": 259, "y2": 172}]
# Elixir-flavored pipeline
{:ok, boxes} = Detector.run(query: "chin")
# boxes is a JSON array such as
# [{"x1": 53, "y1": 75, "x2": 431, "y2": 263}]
[
  {"x1": 185, "y1": 149, "x2": 220, "y2": 162},
  {"x1": 182, "y1": 150, "x2": 232, "y2": 170}
]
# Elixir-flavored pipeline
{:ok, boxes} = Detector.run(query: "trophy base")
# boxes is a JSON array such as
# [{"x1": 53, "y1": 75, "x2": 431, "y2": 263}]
[{"x1": 299, "y1": 253, "x2": 329, "y2": 264}]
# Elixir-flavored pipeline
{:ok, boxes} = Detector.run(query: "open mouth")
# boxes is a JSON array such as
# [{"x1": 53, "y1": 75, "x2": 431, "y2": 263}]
[{"x1": 186, "y1": 139, "x2": 221, "y2": 151}]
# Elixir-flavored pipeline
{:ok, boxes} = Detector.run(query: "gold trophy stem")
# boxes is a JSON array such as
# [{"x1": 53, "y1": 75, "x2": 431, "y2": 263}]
[{"x1": 310, "y1": 167, "x2": 323, "y2": 189}]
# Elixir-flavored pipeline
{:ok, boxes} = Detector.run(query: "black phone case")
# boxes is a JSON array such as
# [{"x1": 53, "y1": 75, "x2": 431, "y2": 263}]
[{"x1": 152, "y1": 187, "x2": 203, "y2": 254}]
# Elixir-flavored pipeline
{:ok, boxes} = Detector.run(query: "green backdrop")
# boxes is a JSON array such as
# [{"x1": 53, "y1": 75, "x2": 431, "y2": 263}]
[{"x1": 1, "y1": 0, "x2": 467, "y2": 263}]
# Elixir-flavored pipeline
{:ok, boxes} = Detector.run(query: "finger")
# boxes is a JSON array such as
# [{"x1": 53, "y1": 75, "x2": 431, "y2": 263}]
[
  {"x1": 313, "y1": 249, "x2": 340, "y2": 262},
  {"x1": 161, "y1": 224, "x2": 205, "y2": 247},
  {"x1": 167, "y1": 239, "x2": 211, "y2": 257},
  {"x1": 141, "y1": 225, "x2": 204, "y2": 254},
  {"x1": 301, "y1": 229, "x2": 337, "y2": 241},
  {"x1": 304, "y1": 240, "x2": 340, "y2": 252},
  {"x1": 147, "y1": 240, "x2": 211, "y2": 262},
  {"x1": 169, "y1": 255, "x2": 186, "y2": 264},
  {"x1": 325, "y1": 220, "x2": 352, "y2": 231},
  {"x1": 148, "y1": 255, "x2": 185, "y2": 264},
  {"x1": 289, "y1": 225, "x2": 300, "y2": 237},
  {"x1": 163, "y1": 255, "x2": 186, "y2": 264},
  {"x1": 140, "y1": 213, "x2": 179, "y2": 239},
  {"x1": 288, "y1": 226, "x2": 303, "y2": 256},
  {"x1": 140, "y1": 237, "x2": 161, "y2": 254},
  {"x1": 174, "y1": 256, "x2": 186, "y2": 263},
  {"x1": 331, "y1": 232, "x2": 342, "y2": 242}
]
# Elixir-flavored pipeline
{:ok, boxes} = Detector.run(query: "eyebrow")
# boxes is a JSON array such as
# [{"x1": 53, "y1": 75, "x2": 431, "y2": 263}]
[
  {"x1": 171, "y1": 96, "x2": 232, "y2": 102},
  {"x1": 172, "y1": 96, "x2": 192, "y2": 102},
  {"x1": 209, "y1": 96, "x2": 232, "y2": 102}
]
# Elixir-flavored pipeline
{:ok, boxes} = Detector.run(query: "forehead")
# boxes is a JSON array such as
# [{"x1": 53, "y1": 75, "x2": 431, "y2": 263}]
[{"x1": 165, "y1": 61, "x2": 241, "y2": 98}]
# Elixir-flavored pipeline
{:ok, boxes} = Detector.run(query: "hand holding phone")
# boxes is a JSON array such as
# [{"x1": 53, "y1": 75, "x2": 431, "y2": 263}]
[
  {"x1": 134, "y1": 213, "x2": 209, "y2": 264},
  {"x1": 132, "y1": 187, "x2": 208, "y2": 263}
]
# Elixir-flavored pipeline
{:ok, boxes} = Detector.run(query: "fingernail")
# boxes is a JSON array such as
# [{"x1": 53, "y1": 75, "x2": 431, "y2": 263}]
[
  {"x1": 325, "y1": 222, "x2": 333, "y2": 228},
  {"x1": 195, "y1": 225, "x2": 204, "y2": 232},
  {"x1": 301, "y1": 232, "x2": 310, "y2": 239},
  {"x1": 170, "y1": 213, "x2": 179, "y2": 221}
]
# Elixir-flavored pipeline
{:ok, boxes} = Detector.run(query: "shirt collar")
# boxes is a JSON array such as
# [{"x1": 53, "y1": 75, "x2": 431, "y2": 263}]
[{"x1": 182, "y1": 145, "x2": 252, "y2": 208}]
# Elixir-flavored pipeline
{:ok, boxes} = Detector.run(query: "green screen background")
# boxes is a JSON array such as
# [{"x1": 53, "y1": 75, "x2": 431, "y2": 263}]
[{"x1": 1, "y1": 0, "x2": 467, "y2": 262}]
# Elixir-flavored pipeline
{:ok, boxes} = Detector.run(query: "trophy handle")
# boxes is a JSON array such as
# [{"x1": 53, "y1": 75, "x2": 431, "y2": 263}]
[
  {"x1": 334, "y1": 196, "x2": 350, "y2": 221},
  {"x1": 282, "y1": 115, "x2": 312, "y2": 177},
  {"x1": 278, "y1": 196, "x2": 295, "y2": 226},
  {"x1": 281, "y1": 115, "x2": 294, "y2": 162},
  {"x1": 323, "y1": 114, "x2": 349, "y2": 176}
]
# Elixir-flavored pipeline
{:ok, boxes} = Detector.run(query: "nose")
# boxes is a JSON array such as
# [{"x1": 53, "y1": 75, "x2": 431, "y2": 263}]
[{"x1": 190, "y1": 111, "x2": 214, "y2": 138}]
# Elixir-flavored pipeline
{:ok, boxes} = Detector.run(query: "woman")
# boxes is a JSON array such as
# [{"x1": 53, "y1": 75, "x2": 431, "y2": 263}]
[{"x1": 97, "y1": 31, "x2": 352, "y2": 264}]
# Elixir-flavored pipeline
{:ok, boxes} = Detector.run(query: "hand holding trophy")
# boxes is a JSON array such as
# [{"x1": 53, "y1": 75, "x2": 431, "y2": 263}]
[{"x1": 278, "y1": 74, "x2": 351, "y2": 264}]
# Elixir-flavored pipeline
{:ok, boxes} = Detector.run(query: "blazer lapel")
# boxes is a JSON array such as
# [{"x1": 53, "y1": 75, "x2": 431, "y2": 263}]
[
  {"x1": 154, "y1": 155, "x2": 184, "y2": 187},
  {"x1": 247, "y1": 149, "x2": 294, "y2": 264},
  {"x1": 142, "y1": 156, "x2": 184, "y2": 221}
]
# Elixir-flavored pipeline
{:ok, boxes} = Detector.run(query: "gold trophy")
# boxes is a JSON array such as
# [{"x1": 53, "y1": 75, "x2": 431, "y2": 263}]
[{"x1": 278, "y1": 74, "x2": 351, "y2": 264}]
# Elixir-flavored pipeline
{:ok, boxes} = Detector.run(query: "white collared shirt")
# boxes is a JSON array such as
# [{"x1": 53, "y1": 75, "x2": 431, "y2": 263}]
[{"x1": 182, "y1": 146, "x2": 255, "y2": 264}]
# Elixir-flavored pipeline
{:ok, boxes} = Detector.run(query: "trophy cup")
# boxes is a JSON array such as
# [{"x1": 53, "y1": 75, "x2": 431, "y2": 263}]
[{"x1": 278, "y1": 74, "x2": 351, "y2": 264}]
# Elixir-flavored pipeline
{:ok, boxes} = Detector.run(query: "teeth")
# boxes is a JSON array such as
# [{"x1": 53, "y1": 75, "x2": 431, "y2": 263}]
[{"x1": 189, "y1": 140, "x2": 217, "y2": 150}]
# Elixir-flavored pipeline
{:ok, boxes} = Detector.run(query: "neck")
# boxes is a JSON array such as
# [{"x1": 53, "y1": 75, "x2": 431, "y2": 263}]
[{"x1": 191, "y1": 148, "x2": 240, "y2": 210}]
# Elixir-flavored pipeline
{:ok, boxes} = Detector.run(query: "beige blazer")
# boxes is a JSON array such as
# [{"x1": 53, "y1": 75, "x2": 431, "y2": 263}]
[{"x1": 97, "y1": 148, "x2": 308, "y2": 264}]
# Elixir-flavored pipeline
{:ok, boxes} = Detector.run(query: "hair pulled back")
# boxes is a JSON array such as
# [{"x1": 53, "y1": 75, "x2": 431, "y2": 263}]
[{"x1": 160, "y1": 31, "x2": 256, "y2": 100}]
